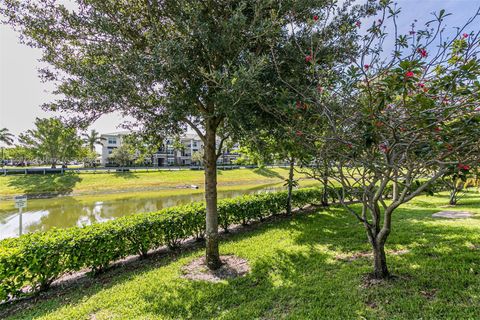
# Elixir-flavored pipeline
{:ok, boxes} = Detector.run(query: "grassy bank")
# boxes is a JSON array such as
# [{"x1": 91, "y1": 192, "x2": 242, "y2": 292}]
[
  {"x1": 3, "y1": 192, "x2": 480, "y2": 319},
  {"x1": 0, "y1": 167, "x2": 313, "y2": 199}
]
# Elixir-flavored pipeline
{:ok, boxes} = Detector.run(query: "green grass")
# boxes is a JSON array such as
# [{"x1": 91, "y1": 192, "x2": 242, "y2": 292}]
[
  {"x1": 3, "y1": 192, "x2": 480, "y2": 319},
  {"x1": 0, "y1": 167, "x2": 313, "y2": 199}
]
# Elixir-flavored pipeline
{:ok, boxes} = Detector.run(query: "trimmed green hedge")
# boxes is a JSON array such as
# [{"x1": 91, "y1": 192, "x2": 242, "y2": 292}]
[{"x1": 0, "y1": 188, "x2": 325, "y2": 302}]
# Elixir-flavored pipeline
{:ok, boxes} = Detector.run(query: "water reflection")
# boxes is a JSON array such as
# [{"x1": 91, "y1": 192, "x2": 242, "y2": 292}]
[{"x1": 0, "y1": 185, "x2": 284, "y2": 240}]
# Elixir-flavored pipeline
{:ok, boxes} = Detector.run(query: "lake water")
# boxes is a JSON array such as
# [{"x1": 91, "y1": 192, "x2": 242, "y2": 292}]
[{"x1": 0, "y1": 184, "x2": 284, "y2": 240}]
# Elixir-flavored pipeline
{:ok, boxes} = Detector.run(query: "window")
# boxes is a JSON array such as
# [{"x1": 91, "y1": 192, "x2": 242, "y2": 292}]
[{"x1": 107, "y1": 137, "x2": 117, "y2": 144}]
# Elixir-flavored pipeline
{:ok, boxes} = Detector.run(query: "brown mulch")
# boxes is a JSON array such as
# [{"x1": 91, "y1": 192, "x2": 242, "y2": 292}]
[{"x1": 181, "y1": 255, "x2": 250, "y2": 282}]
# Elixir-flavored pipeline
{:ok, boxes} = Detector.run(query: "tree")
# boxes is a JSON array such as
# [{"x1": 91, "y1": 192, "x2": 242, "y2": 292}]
[
  {"x1": 80, "y1": 147, "x2": 99, "y2": 168},
  {"x1": 239, "y1": 128, "x2": 308, "y2": 215},
  {"x1": 293, "y1": 4, "x2": 480, "y2": 278},
  {"x1": 233, "y1": 146, "x2": 271, "y2": 166},
  {"x1": 4, "y1": 145, "x2": 34, "y2": 166},
  {"x1": 440, "y1": 164, "x2": 480, "y2": 205},
  {"x1": 82, "y1": 129, "x2": 105, "y2": 152},
  {"x1": 19, "y1": 118, "x2": 84, "y2": 168},
  {"x1": 122, "y1": 132, "x2": 163, "y2": 166},
  {"x1": 191, "y1": 150, "x2": 204, "y2": 166},
  {"x1": 1, "y1": 0, "x2": 373, "y2": 269},
  {"x1": 0, "y1": 127, "x2": 14, "y2": 168},
  {"x1": 0, "y1": 127, "x2": 14, "y2": 145},
  {"x1": 109, "y1": 143, "x2": 135, "y2": 167}
]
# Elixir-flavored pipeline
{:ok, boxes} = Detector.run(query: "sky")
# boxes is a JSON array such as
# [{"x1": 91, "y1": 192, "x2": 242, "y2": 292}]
[{"x1": 0, "y1": 0, "x2": 479, "y2": 145}]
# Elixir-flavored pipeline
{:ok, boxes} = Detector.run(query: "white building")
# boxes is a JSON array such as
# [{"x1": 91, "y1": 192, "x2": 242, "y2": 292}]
[
  {"x1": 100, "y1": 132, "x2": 240, "y2": 166},
  {"x1": 100, "y1": 131, "x2": 130, "y2": 166}
]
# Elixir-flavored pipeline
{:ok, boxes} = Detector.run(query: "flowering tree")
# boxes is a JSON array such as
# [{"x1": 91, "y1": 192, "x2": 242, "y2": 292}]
[
  {"x1": 284, "y1": 3, "x2": 480, "y2": 279},
  {"x1": 440, "y1": 164, "x2": 479, "y2": 205}
]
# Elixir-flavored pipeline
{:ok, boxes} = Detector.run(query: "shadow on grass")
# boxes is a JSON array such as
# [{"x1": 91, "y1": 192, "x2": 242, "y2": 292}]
[
  {"x1": 4, "y1": 201, "x2": 480, "y2": 319},
  {"x1": 112, "y1": 171, "x2": 140, "y2": 179},
  {"x1": 253, "y1": 167, "x2": 284, "y2": 179},
  {"x1": 6, "y1": 173, "x2": 82, "y2": 198}
]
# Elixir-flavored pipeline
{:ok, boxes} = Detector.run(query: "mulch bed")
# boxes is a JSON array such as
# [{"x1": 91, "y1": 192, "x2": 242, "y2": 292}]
[
  {"x1": 181, "y1": 255, "x2": 250, "y2": 282},
  {"x1": 432, "y1": 211, "x2": 474, "y2": 219}
]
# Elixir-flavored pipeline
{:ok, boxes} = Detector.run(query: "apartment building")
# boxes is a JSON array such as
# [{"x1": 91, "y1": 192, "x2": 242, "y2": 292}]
[
  {"x1": 100, "y1": 132, "x2": 240, "y2": 166},
  {"x1": 100, "y1": 131, "x2": 129, "y2": 166}
]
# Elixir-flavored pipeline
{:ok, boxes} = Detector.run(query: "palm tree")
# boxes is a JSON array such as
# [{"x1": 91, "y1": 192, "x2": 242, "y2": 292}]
[
  {"x1": 0, "y1": 128, "x2": 14, "y2": 168},
  {"x1": 82, "y1": 129, "x2": 105, "y2": 152},
  {"x1": 0, "y1": 128, "x2": 14, "y2": 145}
]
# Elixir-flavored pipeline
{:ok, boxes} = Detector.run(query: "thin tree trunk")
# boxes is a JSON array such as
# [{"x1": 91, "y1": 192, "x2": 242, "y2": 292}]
[
  {"x1": 392, "y1": 170, "x2": 399, "y2": 201},
  {"x1": 286, "y1": 157, "x2": 294, "y2": 215},
  {"x1": 204, "y1": 121, "x2": 222, "y2": 270},
  {"x1": 449, "y1": 188, "x2": 458, "y2": 205},
  {"x1": 321, "y1": 160, "x2": 329, "y2": 206}
]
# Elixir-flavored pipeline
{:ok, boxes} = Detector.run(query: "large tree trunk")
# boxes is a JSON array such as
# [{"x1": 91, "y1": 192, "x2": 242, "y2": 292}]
[
  {"x1": 366, "y1": 205, "x2": 391, "y2": 279},
  {"x1": 204, "y1": 122, "x2": 222, "y2": 270},
  {"x1": 372, "y1": 240, "x2": 389, "y2": 279},
  {"x1": 286, "y1": 157, "x2": 294, "y2": 215}
]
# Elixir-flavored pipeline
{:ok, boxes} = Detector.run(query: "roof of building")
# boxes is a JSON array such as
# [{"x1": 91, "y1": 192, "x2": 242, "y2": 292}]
[{"x1": 100, "y1": 131, "x2": 131, "y2": 137}]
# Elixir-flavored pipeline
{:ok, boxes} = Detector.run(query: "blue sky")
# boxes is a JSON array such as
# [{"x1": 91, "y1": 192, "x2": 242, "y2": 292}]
[{"x1": 0, "y1": 0, "x2": 478, "y2": 144}]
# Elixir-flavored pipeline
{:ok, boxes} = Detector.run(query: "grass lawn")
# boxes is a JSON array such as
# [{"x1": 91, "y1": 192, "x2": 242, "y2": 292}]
[
  {"x1": 0, "y1": 167, "x2": 314, "y2": 199},
  {"x1": 2, "y1": 192, "x2": 480, "y2": 319}
]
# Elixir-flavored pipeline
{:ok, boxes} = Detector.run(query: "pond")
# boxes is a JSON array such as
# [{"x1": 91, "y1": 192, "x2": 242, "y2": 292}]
[{"x1": 0, "y1": 184, "x2": 285, "y2": 240}]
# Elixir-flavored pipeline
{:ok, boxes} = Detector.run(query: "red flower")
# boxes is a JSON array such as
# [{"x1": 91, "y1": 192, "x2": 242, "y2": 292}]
[
  {"x1": 405, "y1": 71, "x2": 414, "y2": 78},
  {"x1": 305, "y1": 55, "x2": 312, "y2": 63},
  {"x1": 355, "y1": 21, "x2": 361, "y2": 28},
  {"x1": 379, "y1": 143, "x2": 389, "y2": 153},
  {"x1": 434, "y1": 126, "x2": 442, "y2": 132},
  {"x1": 296, "y1": 130, "x2": 303, "y2": 137},
  {"x1": 463, "y1": 33, "x2": 469, "y2": 39},
  {"x1": 418, "y1": 83, "x2": 425, "y2": 88},
  {"x1": 347, "y1": 143, "x2": 353, "y2": 149},
  {"x1": 313, "y1": 15, "x2": 319, "y2": 21},
  {"x1": 417, "y1": 48, "x2": 428, "y2": 58},
  {"x1": 458, "y1": 163, "x2": 471, "y2": 170},
  {"x1": 364, "y1": 64, "x2": 370, "y2": 70}
]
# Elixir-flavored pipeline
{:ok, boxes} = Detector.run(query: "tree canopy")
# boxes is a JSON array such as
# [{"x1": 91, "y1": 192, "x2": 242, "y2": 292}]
[{"x1": 19, "y1": 118, "x2": 84, "y2": 168}]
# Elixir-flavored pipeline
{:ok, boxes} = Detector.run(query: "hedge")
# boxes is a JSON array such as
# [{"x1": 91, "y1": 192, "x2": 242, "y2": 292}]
[
  {"x1": 0, "y1": 187, "x2": 326, "y2": 302},
  {"x1": 0, "y1": 181, "x2": 446, "y2": 302}
]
